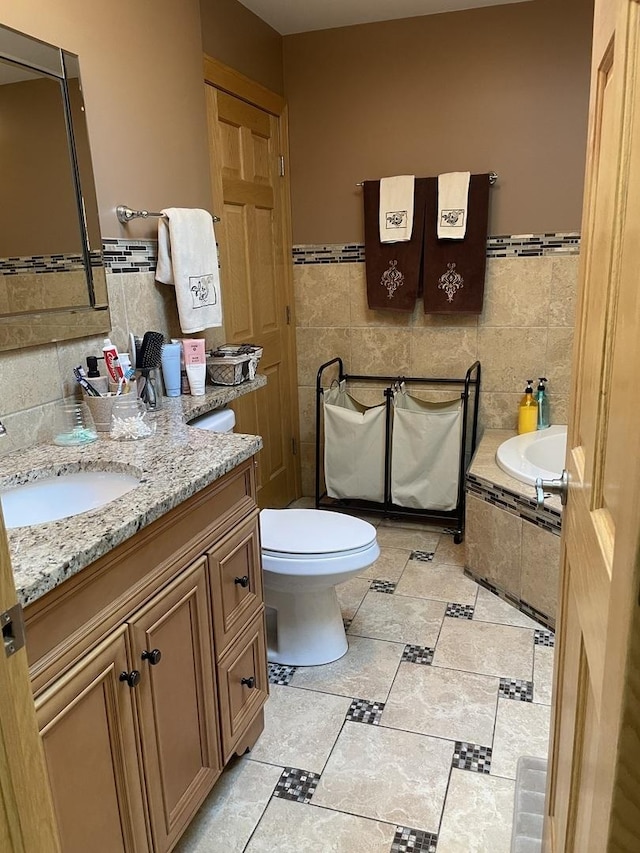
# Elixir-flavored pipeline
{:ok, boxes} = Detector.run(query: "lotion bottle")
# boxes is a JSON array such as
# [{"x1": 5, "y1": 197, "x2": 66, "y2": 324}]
[
  {"x1": 536, "y1": 377, "x2": 550, "y2": 430},
  {"x1": 517, "y1": 380, "x2": 538, "y2": 434}
]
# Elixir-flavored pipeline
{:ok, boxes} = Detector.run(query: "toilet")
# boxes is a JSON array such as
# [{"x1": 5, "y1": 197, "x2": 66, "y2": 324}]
[{"x1": 260, "y1": 508, "x2": 379, "y2": 666}]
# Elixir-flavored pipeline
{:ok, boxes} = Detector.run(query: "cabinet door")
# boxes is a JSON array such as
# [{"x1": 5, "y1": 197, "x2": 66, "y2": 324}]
[
  {"x1": 217, "y1": 609, "x2": 268, "y2": 762},
  {"x1": 128, "y1": 557, "x2": 221, "y2": 853},
  {"x1": 208, "y1": 512, "x2": 263, "y2": 657},
  {"x1": 36, "y1": 626, "x2": 148, "y2": 853}
]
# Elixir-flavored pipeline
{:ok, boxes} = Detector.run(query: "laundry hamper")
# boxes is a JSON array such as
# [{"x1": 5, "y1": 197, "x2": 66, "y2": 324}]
[
  {"x1": 323, "y1": 383, "x2": 386, "y2": 503},
  {"x1": 391, "y1": 391, "x2": 463, "y2": 511}
]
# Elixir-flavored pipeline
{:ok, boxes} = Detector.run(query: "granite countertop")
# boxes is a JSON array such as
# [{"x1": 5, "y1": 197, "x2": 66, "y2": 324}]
[{"x1": 1, "y1": 377, "x2": 266, "y2": 607}]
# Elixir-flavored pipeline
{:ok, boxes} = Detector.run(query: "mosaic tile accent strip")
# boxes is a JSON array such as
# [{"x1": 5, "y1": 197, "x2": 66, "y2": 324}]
[
  {"x1": 391, "y1": 826, "x2": 438, "y2": 853},
  {"x1": 402, "y1": 644, "x2": 434, "y2": 665},
  {"x1": 499, "y1": 678, "x2": 534, "y2": 702},
  {"x1": 273, "y1": 767, "x2": 321, "y2": 804},
  {"x1": 268, "y1": 663, "x2": 297, "y2": 686},
  {"x1": 346, "y1": 698, "x2": 385, "y2": 725},
  {"x1": 534, "y1": 629, "x2": 556, "y2": 647},
  {"x1": 292, "y1": 233, "x2": 580, "y2": 265},
  {"x1": 102, "y1": 238, "x2": 158, "y2": 273},
  {"x1": 453, "y1": 741, "x2": 492, "y2": 774},
  {"x1": 463, "y1": 567, "x2": 555, "y2": 632},
  {"x1": 410, "y1": 550, "x2": 435, "y2": 562},
  {"x1": 0, "y1": 251, "x2": 93, "y2": 275},
  {"x1": 445, "y1": 603, "x2": 475, "y2": 619},
  {"x1": 466, "y1": 473, "x2": 562, "y2": 535},
  {"x1": 370, "y1": 579, "x2": 396, "y2": 593}
]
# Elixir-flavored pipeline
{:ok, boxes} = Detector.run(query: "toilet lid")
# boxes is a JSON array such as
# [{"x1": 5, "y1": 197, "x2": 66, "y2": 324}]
[{"x1": 260, "y1": 509, "x2": 377, "y2": 556}]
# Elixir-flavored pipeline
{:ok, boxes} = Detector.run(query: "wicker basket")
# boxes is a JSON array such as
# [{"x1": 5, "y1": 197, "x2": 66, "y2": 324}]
[{"x1": 206, "y1": 345, "x2": 263, "y2": 385}]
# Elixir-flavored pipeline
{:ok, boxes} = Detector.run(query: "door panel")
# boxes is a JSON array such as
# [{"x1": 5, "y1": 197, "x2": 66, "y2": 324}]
[{"x1": 206, "y1": 81, "x2": 299, "y2": 508}]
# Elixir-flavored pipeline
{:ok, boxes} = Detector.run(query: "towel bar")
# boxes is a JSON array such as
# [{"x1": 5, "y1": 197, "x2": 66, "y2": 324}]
[
  {"x1": 355, "y1": 172, "x2": 498, "y2": 187},
  {"x1": 116, "y1": 205, "x2": 221, "y2": 224}
]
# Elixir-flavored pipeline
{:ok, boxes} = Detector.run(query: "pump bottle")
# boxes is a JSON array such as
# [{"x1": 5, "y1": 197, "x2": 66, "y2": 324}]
[
  {"x1": 517, "y1": 380, "x2": 538, "y2": 434},
  {"x1": 536, "y1": 378, "x2": 550, "y2": 430}
]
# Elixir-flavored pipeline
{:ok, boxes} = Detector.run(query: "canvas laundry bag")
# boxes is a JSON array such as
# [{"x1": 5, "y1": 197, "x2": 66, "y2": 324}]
[
  {"x1": 323, "y1": 383, "x2": 386, "y2": 502},
  {"x1": 391, "y1": 391, "x2": 462, "y2": 511}
]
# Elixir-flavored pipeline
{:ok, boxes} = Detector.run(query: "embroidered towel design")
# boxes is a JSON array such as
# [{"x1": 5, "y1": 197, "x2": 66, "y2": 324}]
[
  {"x1": 381, "y1": 260, "x2": 405, "y2": 299},
  {"x1": 437, "y1": 172, "x2": 471, "y2": 240},
  {"x1": 379, "y1": 175, "x2": 415, "y2": 243},
  {"x1": 438, "y1": 263, "x2": 464, "y2": 302}
]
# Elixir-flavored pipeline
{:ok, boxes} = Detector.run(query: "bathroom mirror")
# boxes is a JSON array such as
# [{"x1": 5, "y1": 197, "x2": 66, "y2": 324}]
[{"x1": 0, "y1": 24, "x2": 109, "y2": 352}]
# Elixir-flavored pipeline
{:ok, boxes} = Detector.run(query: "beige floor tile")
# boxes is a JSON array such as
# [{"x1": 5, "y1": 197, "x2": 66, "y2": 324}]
[
  {"x1": 437, "y1": 769, "x2": 516, "y2": 853},
  {"x1": 375, "y1": 526, "x2": 440, "y2": 552},
  {"x1": 378, "y1": 517, "x2": 444, "y2": 534},
  {"x1": 382, "y1": 664, "x2": 499, "y2": 746},
  {"x1": 473, "y1": 587, "x2": 540, "y2": 629},
  {"x1": 175, "y1": 758, "x2": 282, "y2": 852},
  {"x1": 432, "y1": 619, "x2": 534, "y2": 680},
  {"x1": 533, "y1": 646, "x2": 555, "y2": 705},
  {"x1": 245, "y1": 797, "x2": 396, "y2": 852},
  {"x1": 249, "y1": 685, "x2": 351, "y2": 774},
  {"x1": 313, "y1": 721, "x2": 453, "y2": 832},
  {"x1": 290, "y1": 635, "x2": 404, "y2": 702},
  {"x1": 357, "y1": 546, "x2": 411, "y2": 581},
  {"x1": 395, "y1": 561, "x2": 479, "y2": 606},
  {"x1": 348, "y1": 591, "x2": 445, "y2": 646},
  {"x1": 491, "y1": 698, "x2": 551, "y2": 779},
  {"x1": 433, "y1": 536, "x2": 466, "y2": 566},
  {"x1": 336, "y1": 577, "x2": 371, "y2": 619}
]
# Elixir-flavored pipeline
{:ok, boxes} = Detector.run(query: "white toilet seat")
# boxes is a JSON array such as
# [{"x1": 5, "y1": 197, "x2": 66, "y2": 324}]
[{"x1": 260, "y1": 508, "x2": 377, "y2": 557}]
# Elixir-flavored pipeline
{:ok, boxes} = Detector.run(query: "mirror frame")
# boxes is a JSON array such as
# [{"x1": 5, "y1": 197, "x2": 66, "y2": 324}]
[{"x1": 0, "y1": 25, "x2": 109, "y2": 352}]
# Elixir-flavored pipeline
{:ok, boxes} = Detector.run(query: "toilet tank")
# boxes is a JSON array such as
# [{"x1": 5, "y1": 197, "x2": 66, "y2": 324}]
[{"x1": 188, "y1": 407, "x2": 236, "y2": 433}]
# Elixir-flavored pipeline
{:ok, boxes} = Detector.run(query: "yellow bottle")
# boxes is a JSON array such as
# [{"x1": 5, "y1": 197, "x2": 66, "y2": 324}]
[{"x1": 518, "y1": 380, "x2": 538, "y2": 434}]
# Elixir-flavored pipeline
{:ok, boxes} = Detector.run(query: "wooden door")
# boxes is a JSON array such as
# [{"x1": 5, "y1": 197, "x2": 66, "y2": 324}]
[
  {"x1": 204, "y1": 59, "x2": 300, "y2": 509},
  {"x1": 128, "y1": 557, "x2": 221, "y2": 853},
  {"x1": 545, "y1": 0, "x2": 640, "y2": 849},
  {"x1": 36, "y1": 625, "x2": 148, "y2": 853}
]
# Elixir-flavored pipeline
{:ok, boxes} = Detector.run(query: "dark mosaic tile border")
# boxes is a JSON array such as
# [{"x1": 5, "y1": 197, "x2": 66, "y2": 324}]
[
  {"x1": 535, "y1": 629, "x2": 556, "y2": 647},
  {"x1": 292, "y1": 233, "x2": 580, "y2": 265},
  {"x1": 268, "y1": 662, "x2": 297, "y2": 686},
  {"x1": 102, "y1": 238, "x2": 158, "y2": 274},
  {"x1": 370, "y1": 579, "x2": 397, "y2": 593},
  {"x1": 446, "y1": 603, "x2": 475, "y2": 619},
  {"x1": 273, "y1": 767, "x2": 320, "y2": 804},
  {"x1": 347, "y1": 698, "x2": 385, "y2": 725},
  {"x1": 0, "y1": 251, "x2": 101, "y2": 275},
  {"x1": 463, "y1": 566, "x2": 556, "y2": 632},
  {"x1": 392, "y1": 826, "x2": 438, "y2": 853},
  {"x1": 499, "y1": 678, "x2": 534, "y2": 702},
  {"x1": 402, "y1": 644, "x2": 434, "y2": 665},
  {"x1": 466, "y1": 473, "x2": 562, "y2": 536},
  {"x1": 410, "y1": 550, "x2": 435, "y2": 562},
  {"x1": 453, "y1": 741, "x2": 492, "y2": 774}
]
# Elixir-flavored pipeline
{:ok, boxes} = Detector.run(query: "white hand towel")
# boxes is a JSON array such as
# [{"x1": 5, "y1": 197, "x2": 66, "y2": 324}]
[
  {"x1": 379, "y1": 175, "x2": 415, "y2": 243},
  {"x1": 155, "y1": 208, "x2": 222, "y2": 334},
  {"x1": 437, "y1": 171, "x2": 471, "y2": 239}
]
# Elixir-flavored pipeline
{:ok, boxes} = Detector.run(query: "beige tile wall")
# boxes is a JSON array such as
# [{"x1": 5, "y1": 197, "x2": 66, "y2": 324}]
[{"x1": 295, "y1": 255, "x2": 578, "y2": 495}]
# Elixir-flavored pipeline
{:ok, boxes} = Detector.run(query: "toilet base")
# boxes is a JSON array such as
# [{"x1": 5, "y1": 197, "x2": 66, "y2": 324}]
[{"x1": 264, "y1": 584, "x2": 349, "y2": 666}]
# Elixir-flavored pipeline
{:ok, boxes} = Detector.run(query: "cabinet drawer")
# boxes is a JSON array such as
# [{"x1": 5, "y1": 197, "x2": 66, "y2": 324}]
[
  {"x1": 217, "y1": 609, "x2": 268, "y2": 762},
  {"x1": 208, "y1": 512, "x2": 263, "y2": 657}
]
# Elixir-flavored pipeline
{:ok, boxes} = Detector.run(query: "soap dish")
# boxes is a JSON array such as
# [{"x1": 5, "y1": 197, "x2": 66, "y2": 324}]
[{"x1": 53, "y1": 400, "x2": 98, "y2": 446}]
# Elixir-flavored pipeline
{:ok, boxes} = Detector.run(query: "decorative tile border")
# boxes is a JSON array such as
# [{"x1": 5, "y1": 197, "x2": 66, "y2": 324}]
[
  {"x1": 292, "y1": 233, "x2": 580, "y2": 265},
  {"x1": 446, "y1": 603, "x2": 475, "y2": 619},
  {"x1": 463, "y1": 566, "x2": 555, "y2": 632},
  {"x1": 346, "y1": 698, "x2": 385, "y2": 725},
  {"x1": 410, "y1": 550, "x2": 435, "y2": 562},
  {"x1": 370, "y1": 579, "x2": 397, "y2": 594},
  {"x1": 102, "y1": 238, "x2": 158, "y2": 274},
  {"x1": 0, "y1": 251, "x2": 100, "y2": 275},
  {"x1": 534, "y1": 629, "x2": 556, "y2": 647},
  {"x1": 268, "y1": 663, "x2": 297, "y2": 686},
  {"x1": 453, "y1": 741, "x2": 492, "y2": 774},
  {"x1": 392, "y1": 826, "x2": 438, "y2": 853},
  {"x1": 499, "y1": 678, "x2": 534, "y2": 702},
  {"x1": 402, "y1": 644, "x2": 434, "y2": 665},
  {"x1": 273, "y1": 767, "x2": 320, "y2": 804},
  {"x1": 466, "y1": 473, "x2": 562, "y2": 536}
]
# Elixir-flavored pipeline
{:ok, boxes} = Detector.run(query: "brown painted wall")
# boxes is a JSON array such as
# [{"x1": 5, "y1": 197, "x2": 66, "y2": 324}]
[
  {"x1": 284, "y1": 0, "x2": 594, "y2": 244},
  {"x1": 200, "y1": 0, "x2": 284, "y2": 94},
  {"x1": 0, "y1": 0, "x2": 212, "y2": 240}
]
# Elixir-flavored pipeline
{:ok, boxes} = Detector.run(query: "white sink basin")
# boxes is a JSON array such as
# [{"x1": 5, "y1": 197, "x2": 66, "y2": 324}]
[{"x1": 0, "y1": 471, "x2": 140, "y2": 529}]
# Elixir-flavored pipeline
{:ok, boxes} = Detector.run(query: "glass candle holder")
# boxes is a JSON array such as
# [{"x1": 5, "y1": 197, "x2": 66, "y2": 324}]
[{"x1": 53, "y1": 400, "x2": 98, "y2": 446}]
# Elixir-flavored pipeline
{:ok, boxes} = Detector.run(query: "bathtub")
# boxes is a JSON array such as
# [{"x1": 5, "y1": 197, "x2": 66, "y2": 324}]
[{"x1": 496, "y1": 425, "x2": 567, "y2": 486}]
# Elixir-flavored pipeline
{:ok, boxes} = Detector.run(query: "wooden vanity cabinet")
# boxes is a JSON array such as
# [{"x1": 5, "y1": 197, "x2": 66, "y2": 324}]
[{"x1": 25, "y1": 458, "x2": 268, "y2": 853}]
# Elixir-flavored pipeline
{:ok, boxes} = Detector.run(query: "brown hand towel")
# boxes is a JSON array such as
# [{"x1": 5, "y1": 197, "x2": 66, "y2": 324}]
[
  {"x1": 423, "y1": 173, "x2": 491, "y2": 314},
  {"x1": 364, "y1": 178, "x2": 426, "y2": 312}
]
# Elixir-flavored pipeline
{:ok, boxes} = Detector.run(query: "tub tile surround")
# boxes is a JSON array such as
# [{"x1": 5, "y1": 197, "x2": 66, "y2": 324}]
[
  {"x1": 176, "y1": 508, "x2": 554, "y2": 853},
  {"x1": 294, "y1": 239, "x2": 578, "y2": 495}
]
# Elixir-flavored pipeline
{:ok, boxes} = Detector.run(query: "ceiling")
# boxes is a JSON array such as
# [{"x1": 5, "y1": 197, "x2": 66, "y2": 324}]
[{"x1": 237, "y1": 0, "x2": 532, "y2": 35}]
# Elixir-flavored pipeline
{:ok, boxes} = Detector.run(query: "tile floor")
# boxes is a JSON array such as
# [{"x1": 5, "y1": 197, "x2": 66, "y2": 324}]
[{"x1": 177, "y1": 510, "x2": 554, "y2": 853}]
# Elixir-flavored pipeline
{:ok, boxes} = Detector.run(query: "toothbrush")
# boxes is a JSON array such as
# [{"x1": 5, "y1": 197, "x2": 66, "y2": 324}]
[{"x1": 73, "y1": 366, "x2": 102, "y2": 397}]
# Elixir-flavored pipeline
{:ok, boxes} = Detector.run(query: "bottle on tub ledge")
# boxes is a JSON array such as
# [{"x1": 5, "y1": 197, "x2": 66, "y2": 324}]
[
  {"x1": 517, "y1": 380, "x2": 538, "y2": 434},
  {"x1": 536, "y1": 377, "x2": 550, "y2": 430}
]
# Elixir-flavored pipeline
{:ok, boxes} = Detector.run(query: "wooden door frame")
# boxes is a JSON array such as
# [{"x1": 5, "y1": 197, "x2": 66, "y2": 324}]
[
  {"x1": 0, "y1": 514, "x2": 61, "y2": 852},
  {"x1": 203, "y1": 55, "x2": 301, "y2": 499}
]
